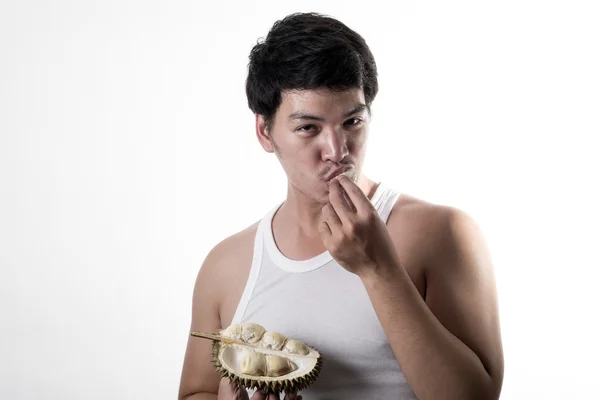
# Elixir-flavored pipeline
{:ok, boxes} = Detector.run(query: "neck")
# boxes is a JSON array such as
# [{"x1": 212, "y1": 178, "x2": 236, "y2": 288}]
[{"x1": 278, "y1": 174, "x2": 379, "y2": 238}]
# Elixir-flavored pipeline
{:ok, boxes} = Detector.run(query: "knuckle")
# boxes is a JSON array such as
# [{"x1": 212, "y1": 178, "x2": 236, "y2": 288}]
[
  {"x1": 361, "y1": 209, "x2": 377, "y2": 223},
  {"x1": 329, "y1": 241, "x2": 341, "y2": 254},
  {"x1": 346, "y1": 222, "x2": 359, "y2": 236}
]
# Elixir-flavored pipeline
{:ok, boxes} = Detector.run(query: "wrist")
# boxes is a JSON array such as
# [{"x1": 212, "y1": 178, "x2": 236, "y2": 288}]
[{"x1": 359, "y1": 257, "x2": 404, "y2": 287}]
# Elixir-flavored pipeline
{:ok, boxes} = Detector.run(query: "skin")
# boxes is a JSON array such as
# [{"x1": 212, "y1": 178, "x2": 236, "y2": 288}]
[{"x1": 178, "y1": 88, "x2": 504, "y2": 400}]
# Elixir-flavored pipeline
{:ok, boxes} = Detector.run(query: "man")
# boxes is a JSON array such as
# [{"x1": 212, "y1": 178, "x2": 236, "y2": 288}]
[{"x1": 178, "y1": 12, "x2": 504, "y2": 400}]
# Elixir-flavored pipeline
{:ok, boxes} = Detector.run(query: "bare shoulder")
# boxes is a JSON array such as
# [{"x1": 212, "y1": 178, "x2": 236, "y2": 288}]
[
  {"x1": 386, "y1": 193, "x2": 448, "y2": 237},
  {"x1": 385, "y1": 194, "x2": 451, "y2": 272},
  {"x1": 200, "y1": 221, "x2": 260, "y2": 284},
  {"x1": 386, "y1": 193, "x2": 485, "y2": 273}
]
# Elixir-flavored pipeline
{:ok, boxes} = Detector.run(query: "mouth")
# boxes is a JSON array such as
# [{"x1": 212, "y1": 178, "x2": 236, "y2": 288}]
[{"x1": 323, "y1": 165, "x2": 353, "y2": 182}]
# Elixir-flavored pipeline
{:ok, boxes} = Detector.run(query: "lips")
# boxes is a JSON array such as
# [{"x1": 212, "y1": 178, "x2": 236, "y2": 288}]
[{"x1": 323, "y1": 165, "x2": 352, "y2": 181}]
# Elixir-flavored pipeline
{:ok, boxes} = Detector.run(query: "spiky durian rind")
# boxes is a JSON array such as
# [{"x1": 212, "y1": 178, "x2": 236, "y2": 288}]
[{"x1": 210, "y1": 335, "x2": 323, "y2": 395}]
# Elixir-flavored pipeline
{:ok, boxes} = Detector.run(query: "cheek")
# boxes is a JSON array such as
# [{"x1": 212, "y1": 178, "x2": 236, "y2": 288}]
[
  {"x1": 293, "y1": 144, "x2": 320, "y2": 164},
  {"x1": 279, "y1": 146, "x2": 317, "y2": 172},
  {"x1": 348, "y1": 134, "x2": 367, "y2": 152}
]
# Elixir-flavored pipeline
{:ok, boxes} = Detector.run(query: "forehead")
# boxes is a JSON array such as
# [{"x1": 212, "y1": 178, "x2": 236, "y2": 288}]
[{"x1": 278, "y1": 88, "x2": 366, "y2": 117}]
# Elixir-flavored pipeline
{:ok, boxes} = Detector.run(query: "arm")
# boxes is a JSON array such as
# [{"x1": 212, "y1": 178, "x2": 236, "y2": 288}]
[
  {"x1": 178, "y1": 245, "x2": 225, "y2": 400},
  {"x1": 361, "y1": 208, "x2": 504, "y2": 400},
  {"x1": 181, "y1": 394, "x2": 217, "y2": 400}
]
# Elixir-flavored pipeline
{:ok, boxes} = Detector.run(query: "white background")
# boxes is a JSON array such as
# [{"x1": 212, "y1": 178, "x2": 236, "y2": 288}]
[{"x1": 1, "y1": 1, "x2": 598, "y2": 399}]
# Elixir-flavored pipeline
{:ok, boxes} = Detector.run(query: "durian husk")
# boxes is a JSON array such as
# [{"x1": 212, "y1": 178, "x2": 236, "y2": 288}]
[{"x1": 192, "y1": 329, "x2": 323, "y2": 395}]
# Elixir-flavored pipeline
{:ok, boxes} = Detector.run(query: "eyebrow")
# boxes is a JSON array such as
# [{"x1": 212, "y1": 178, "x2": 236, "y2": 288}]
[{"x1": 287, "y1": 103, "x2": 368, "y2": 122}]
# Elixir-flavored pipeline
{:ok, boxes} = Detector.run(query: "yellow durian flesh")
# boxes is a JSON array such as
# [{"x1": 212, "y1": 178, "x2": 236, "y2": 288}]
[
  {"x1": 284, "y1": 339, "x2": 309, "y2": 355},
  {"x1": 239, "y1": 348, "x2": 267, "y2": 376},
  {"x1": 265, "y1": 354, "x2": 297, "y2": 377},
  {"x1": 240, "y1": 322, "x2": 266, "y2": 343},
  {"x1": 220, "y1": 323, "x2": 242, "y2": 340},
  {"x1": 261, "y1": 331, "x2": 287, "y2": 350},
  {"x1": 237, "y1": 349, "x2": 298, "y2": 377}
]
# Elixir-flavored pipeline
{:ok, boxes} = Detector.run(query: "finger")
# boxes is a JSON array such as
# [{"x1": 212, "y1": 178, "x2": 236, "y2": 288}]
[
  {"x1": 336, "y1": 175, "x2": 374, "y2": 214},
  {"x1": 328, "y1": 179, "x2": 355, "y2": 225},
  {"x1": 283, "y1": 391, "x2": 300, "y2": 400},
  {"x1": 231, "y1": 382, "x2": 251, "y2": 400},
  {"x1": 251, "y1": 391, "x2": 276, "y2": 400},
  {"x1": 334, "y1": 175, "x2": 356, "y2": 212},
  {"x1": 218, "y1": 378, "x2": 238, "y2": 399},
  {"x1": 321, "y1": 203, "x2": 343, "y2": 230},
  {"x1": 249, "y1": 389, "x2": 267, "y2": 399},
  {"x1": 318, "y1": 218, "x2": 332, "y2": 239}
]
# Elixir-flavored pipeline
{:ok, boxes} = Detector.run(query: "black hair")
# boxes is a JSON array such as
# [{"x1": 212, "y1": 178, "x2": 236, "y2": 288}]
[{"x1": 245, "y1": 12, "x2": 379, "y2": 132}]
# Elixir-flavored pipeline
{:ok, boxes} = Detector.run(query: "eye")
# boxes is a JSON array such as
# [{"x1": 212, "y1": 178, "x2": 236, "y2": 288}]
[
  {"x1": 296, "y1": 124, "x2": 317, "y2": 133},
  {"x1": 344, "y1": 118, "x2": 363, "y2": 128}
]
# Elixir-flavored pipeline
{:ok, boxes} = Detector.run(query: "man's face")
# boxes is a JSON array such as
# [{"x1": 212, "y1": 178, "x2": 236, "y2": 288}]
[{"x1": 259, "y1": 88, "x2": 370, "y2": 204}]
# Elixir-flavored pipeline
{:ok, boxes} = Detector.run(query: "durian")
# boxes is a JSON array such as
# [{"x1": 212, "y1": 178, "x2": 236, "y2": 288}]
[
  {"x1": 239, "y1": 348, "x2": 268, "y2": 376},
  {"x1": 220, "y1": 323, "x2": 243, "y2": 340},
  {"x1": 240, "y1": 322, "x2": 266, "y2": 343},
  {"x1": 261, "y1": 331, "x2": 287, "y2": 351},
  {"x1": 191, "y1": 322, "x2": 322, "y2": 395},
  {"x1": 284, "y1": 339, "x2": 309, "y2": 355}
]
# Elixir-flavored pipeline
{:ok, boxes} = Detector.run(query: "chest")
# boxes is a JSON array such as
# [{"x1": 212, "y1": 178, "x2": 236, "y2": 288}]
[
  {"x1": 241, "y1": 263, "x2": 395, "y2": 367},
  {"x1": 220, "y1": 233, "x2": 427, "y2": 330}
]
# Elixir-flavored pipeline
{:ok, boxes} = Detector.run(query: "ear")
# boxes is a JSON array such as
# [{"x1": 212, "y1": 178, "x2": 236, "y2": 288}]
[{"x1": 255, "y1": 114, "x2": 275, "y2": 153}]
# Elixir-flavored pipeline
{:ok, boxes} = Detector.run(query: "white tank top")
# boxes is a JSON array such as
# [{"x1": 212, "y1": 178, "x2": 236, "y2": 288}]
[{"x1": 231, "y1": 182, "x2": 418, "y2": 399}]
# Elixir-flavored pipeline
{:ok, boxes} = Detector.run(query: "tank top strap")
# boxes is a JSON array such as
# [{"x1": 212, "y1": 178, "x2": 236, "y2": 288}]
[
  {"x1": 372, "y1": 182, "x2": 401, "y2": 223},
  {"x1": 230, "y1": 216, "x2": 267, "y2": 324}
]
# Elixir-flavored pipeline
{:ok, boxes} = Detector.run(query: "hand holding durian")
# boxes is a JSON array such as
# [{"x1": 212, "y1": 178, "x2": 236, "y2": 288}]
[
  {"x1": 191, "y1": 322, "x2": 322, "y2": 395},
  {"x1": 319, "y1": 175, "x2": 402, "y2": 278}
]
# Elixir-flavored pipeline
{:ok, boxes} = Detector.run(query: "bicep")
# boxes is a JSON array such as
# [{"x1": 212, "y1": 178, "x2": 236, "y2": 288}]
[
  {"x1": 425, "y1": 209, "x2": 504, "y2": 387},
  {"x1": 178, "y1": 252, "x2": 224, "y2": 399}
]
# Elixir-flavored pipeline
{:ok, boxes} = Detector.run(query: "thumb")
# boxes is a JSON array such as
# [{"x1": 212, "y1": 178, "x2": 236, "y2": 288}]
[{"x1": 230, "y1": 382, "x2": 251, "y2": 400}]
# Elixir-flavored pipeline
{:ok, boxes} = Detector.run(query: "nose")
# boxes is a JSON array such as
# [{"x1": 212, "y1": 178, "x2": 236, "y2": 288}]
[{"x1": 321, "y1": 127, "x2": 348, "y2": 163}]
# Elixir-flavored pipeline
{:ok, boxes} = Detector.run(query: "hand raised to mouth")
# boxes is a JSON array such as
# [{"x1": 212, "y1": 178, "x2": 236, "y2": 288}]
[{"x1": 318, "y1": 175, "x2": 401, "y2": 278}]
